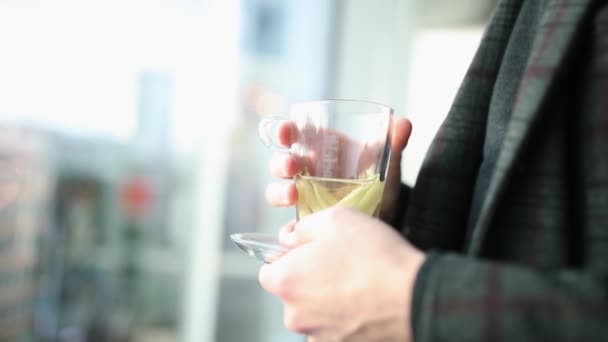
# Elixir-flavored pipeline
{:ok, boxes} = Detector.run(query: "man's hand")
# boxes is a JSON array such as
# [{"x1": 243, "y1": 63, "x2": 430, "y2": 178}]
[
  {"x1": 259, "y1": 207, "x2": 425, "y2": 341},
  {"x1": 265, "y1": 118, "x2": 413, "y2": 223}
]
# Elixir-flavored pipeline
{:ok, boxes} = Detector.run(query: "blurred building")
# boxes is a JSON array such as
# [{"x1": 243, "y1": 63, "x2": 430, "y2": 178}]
[
  {"x1": 33, "y1": 71, "x2": 180, "y2": 341},
  {"x1": 0, "y1": 128, "x2": 53, "y2": 340}
]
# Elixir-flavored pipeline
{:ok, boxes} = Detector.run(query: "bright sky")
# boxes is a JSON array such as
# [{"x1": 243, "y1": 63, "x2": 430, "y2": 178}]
[{"x1": 0, "y1": 1, "x2": 239, "y2": 148}]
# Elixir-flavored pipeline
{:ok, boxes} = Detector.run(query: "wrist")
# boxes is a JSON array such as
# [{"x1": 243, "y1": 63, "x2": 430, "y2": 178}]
[{"x1": 396, "y1": 247, "x2": 425, "y2": 342}]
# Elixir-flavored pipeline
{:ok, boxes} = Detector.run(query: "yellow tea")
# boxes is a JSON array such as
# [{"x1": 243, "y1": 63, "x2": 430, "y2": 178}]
[{"x1": 295, "y1": 173, "x2": 385, "y2": 219}]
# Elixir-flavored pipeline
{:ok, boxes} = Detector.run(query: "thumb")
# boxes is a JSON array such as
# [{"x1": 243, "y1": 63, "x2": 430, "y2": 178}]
[
  {"x1": 279, "y1": 207, "x2": 363, "y2": 248},
  {"x1": 391, "y1": 117, "x2": 412, "y2": 158},
  {"x1": 279, "y1": 209, "x2": 336, "y2": 247},
  {"x1": 387, "y1": 118, "x2": 412, "y2": 178},
  {"x1": 279, "y1": 219, "x2": 317, "y2": 248}
]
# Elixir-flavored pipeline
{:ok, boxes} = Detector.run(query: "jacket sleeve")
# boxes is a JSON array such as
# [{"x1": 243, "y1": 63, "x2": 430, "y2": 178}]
[{"x1": 412, "y1": 253, "x2": 608, "y2": 341}]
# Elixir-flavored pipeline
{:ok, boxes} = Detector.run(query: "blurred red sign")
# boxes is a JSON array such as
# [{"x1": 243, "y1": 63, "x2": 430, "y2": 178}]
[{"x1": 120, "y1": 176, "x2": 154, "y2": 218}]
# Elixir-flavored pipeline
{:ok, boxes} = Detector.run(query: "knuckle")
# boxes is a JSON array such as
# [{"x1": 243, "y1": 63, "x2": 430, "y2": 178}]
[
  {"x1": 261, "y1": 263, "x2": 297, "y2": 300},
  {"x1": 283, "y1": 310, "x2": 305, "y2": 333},
  {"x1": 274, "y1": 270, "x2": 295, "y2": 299},
  {"x1": 258, "y1": 265, "x2": 273, "y2": 291}
]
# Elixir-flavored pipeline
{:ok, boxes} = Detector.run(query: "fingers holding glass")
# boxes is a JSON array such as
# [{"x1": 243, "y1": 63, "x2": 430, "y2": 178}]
[
  {"x1": 265, "y1": 181, "x2": 298, "y2": 207},
  {"x1": 270, "y1": 153, "x2": 302, "y2": 179},
  {"x1": 275, "y1": 120, "x2": 298, "y2": 147}
]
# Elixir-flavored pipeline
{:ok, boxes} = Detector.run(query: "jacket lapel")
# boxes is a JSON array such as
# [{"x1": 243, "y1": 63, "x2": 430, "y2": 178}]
[
  {"x1": 468, "y1": 0, "x2": 594, "y2": 255},
  {"x1": 404, "y1": 0, "x2": 525, "y2": 251}
]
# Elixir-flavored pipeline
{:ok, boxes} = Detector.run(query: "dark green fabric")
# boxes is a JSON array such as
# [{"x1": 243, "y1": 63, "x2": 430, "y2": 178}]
[
  {"x1": 466, "y1": 0, "x2": 549, "y2": 240},
  {"x1": 405, "y1": 0, "x2": 526, "y2": 251},
  {"x1": 398, "y1": 0, "x2": 608, "y2": 340}
]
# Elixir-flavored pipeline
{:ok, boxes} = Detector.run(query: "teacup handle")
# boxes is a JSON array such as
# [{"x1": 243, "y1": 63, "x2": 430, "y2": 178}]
[{"x1": 258, "y1": 116, "x2": 292, "y2": 153}]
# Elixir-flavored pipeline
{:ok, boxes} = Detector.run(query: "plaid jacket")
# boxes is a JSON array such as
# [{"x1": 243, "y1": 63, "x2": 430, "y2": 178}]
[{"x1": 401, "y1": 0, "x2": 608, "y2": 340}]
